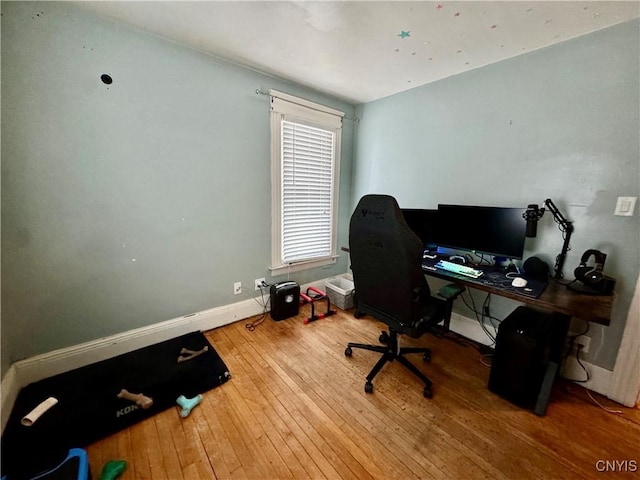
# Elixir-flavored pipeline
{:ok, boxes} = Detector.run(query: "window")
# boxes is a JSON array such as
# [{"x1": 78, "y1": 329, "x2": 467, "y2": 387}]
[{"x1": 270, "y1": 90, "x2": 344, "y2": 274}]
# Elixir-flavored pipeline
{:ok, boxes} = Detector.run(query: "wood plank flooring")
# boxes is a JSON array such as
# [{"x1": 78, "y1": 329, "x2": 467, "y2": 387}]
[{"x1": 87, "y1": 305, "x2": 640, "y2": 479}]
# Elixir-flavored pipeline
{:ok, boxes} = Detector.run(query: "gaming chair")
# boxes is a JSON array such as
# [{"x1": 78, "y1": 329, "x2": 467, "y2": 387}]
[{"x1": 344, "y1": 194, "x2": 465, "y2": 398}]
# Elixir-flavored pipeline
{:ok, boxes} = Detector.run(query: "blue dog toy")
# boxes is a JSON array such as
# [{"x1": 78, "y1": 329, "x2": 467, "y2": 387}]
[{"x1": 176, "y1": 394, "x2": 203, "y2": 417}]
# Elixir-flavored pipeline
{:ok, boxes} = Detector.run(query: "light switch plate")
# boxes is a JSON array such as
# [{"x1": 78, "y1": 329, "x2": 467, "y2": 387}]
[{"x1": 614, "y1": 196, "x2": 637, "y2": 216}]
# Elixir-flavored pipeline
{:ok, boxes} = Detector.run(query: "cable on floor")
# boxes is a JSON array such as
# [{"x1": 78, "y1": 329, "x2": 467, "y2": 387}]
[{"x1": 245, "y1": 284, "x2": 271, "y2": 331}]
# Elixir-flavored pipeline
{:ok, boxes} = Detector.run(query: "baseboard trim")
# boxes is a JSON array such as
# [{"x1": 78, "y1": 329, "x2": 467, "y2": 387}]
[
  {"x1": 1, "y1": 365, "x2": 19, "y2": 433},
  {"x1": 11, "y1": 294, "x2": 279, "y2": 383},
  {"x1": 449, "y1": 312, "x2": 497, "y2": 347},
  {"x1": 560, "y1": 354, "x2": 612, "y2": 397}
]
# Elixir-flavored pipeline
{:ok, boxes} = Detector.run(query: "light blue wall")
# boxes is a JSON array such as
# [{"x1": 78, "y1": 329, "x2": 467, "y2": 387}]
[
  {"x1": 353, "y1": 19, "x2": 640, "y2": 370},
  {"x1": 2, "y1": 2, "x2": 637, "y2": 377},
  {"x1": 1, "y1": 1, "x2": 355, "y2": 375}
]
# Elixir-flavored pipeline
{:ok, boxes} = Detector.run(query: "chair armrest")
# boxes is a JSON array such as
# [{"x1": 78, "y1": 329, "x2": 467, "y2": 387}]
[{"x1": 437, "y1": 283, "x2": 465, "y2": 301}]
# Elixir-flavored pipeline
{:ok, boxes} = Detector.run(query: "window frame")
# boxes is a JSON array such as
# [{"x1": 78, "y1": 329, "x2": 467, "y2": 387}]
[{"x1": 269, "y1": 90, "x2": 344, "y2": 275}]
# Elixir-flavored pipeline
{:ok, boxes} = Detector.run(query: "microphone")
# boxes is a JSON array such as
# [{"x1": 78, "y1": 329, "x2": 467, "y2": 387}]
[{"x1": 523, "y1": 204, "x2": 543, "y2": 238}]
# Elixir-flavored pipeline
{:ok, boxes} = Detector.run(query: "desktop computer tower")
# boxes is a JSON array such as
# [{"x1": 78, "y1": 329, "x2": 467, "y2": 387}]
[
  {"x1": 489, "y1": 306, "x2": 557, "y2": 412},
  {"x1": 270, "y1": 281, "x2": 300, "y2": 321}
]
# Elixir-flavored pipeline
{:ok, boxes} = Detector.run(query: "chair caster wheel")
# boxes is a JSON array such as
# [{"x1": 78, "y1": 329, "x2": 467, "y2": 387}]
[
  {"x1": 344, "y1": 347, "x2": 352, "y2": 357},
  {"x1": 423, "y1": 386, "x2": 433, "y2": 398},
  {"x1": 423, "y1": 351, "x2": 431, "y2": 362},
  {"x1": 364, "y1": 382, "x2": 374, "y2": 394},
  {"x1": 379, "y1": 331, "x2": 389, "y2": 344}
]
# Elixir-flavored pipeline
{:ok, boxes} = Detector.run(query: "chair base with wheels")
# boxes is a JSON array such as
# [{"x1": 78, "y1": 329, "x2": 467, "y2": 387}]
[{"x1": 345, "y1": 328, "x2": 435, "y2": 398}]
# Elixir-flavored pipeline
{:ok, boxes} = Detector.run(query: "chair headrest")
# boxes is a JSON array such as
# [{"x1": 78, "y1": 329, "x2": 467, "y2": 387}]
[{"x1": 351, "y1": 194, "x2": 402, "y2": 227}]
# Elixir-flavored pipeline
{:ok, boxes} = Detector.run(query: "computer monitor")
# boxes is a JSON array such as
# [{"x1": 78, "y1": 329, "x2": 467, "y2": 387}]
[
  {"x1": 401, "y1": 208, "x2": 439, "y2": 250},
  {"x1": 436, "y1": 204, "x2": 527, "y2": 260}
]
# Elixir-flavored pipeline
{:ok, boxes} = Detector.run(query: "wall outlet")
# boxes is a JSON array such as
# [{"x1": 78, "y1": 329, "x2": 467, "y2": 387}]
[
  {"x1": 255, "y1": 278, "x2": 266, "y2": 291},
  {"x1": 575, "y1": 335, "x2": 591, "y2": 354},
  {"x1": 233, "y1": 282, "x2": 242, "y2": 295},
  {"x1": 567, "y1": 334, "x2": 591, "y2": 355}
]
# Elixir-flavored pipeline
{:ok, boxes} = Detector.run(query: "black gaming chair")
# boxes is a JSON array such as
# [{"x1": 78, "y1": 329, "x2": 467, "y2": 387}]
[{"x1": 344, "y1": 194, "x2": 465, "y2": 398}]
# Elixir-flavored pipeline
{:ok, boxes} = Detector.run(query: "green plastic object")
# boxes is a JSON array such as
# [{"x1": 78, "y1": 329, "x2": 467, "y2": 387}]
[{"x1": 100, "y1": 460, "x2": 127, "y2": 480}]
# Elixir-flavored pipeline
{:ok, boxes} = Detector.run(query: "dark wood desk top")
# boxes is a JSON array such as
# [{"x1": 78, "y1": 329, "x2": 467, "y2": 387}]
[{"x1": 425, "y1": 268, "x2": 613, "y2": 326}]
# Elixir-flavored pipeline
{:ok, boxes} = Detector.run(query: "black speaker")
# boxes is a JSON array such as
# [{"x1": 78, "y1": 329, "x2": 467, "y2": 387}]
[
  {"x1": 270, "y1": 281, "x2": 300, "y2": 321},
  {"x1": 489, "y1": 306, "x2": 561, "y2": 413},
  {"x1": 523, "y1": 256, "x2": 550, "y2": 281}
]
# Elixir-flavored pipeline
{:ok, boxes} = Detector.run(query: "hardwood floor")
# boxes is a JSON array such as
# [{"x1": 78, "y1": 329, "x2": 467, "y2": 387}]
[{"x1": 87, "y1": 305, "x2": 640, "y2": 479}]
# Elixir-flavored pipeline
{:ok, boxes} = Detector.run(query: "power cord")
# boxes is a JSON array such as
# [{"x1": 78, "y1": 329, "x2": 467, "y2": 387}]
[
  {"x1": 438, "y1": 289, "x2": 499, "y2": 373},
  {"x1": 245, "y1": 282, "x2": 271, "y2": 331},
  {"x1": 482, "y1": 294, "x2": 503, "y2": 331},
  {"x1": 562, "y1": 345, "x2": 590, "y2": 384},
  {"x1": 245, "y1": 312, "x2": 268, "y2": 331},
  {"x1": 460, "y1": 291, "x2": 499, "y2": 345},
  {"x1": 479, "y1": 354, "x2": 493, "y2": 368},
  {"x1": 561, "y1": 342, "x2": 623, "y2": 415},
  {"x1": 586, "y1": 390, "x2": 623, "y2": 415}
]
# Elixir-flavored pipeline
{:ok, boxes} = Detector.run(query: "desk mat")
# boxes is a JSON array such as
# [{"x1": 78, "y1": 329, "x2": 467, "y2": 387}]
[{"x1": 475, "y1": 270, "x2": 548, "y2": 298}]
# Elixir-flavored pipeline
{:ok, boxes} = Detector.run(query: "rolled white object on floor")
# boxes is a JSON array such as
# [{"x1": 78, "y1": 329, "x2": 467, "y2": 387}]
[{"x1": 21, "y1": 396, "x2": 59, "y2": 426}]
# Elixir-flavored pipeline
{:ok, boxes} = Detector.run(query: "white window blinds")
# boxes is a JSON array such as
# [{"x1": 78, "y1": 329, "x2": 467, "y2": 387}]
[{"x1": 281, "y1": 121, "x2": 335, "y2": 262}]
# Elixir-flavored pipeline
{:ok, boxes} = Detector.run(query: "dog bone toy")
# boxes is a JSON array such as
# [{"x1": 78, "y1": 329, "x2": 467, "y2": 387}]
[
  {"x1": 176, "y1": 394, "x2": 203, "y2": 418},
  {"x1": 117, "y1": 389, "x2": 153, "y2": 409},
  {"x1": 177, "y1": 346, "x2": 209, "y2": 363}
]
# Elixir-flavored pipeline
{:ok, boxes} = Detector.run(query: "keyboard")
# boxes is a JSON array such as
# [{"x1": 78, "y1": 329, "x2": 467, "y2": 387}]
[{"x1": 433, "y1": 259, "x2": 483, "y2": 278}]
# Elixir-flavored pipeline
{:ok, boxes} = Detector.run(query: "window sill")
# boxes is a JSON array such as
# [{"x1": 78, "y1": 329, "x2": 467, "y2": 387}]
[{"x1": 270, "y1": 257, "x2": 337, "y2": 276}]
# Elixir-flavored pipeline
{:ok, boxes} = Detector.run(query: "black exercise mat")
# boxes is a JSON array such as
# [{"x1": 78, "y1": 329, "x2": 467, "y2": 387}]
[{"x1": 1, "y1": 331, "x2": 230, "y2": 479}]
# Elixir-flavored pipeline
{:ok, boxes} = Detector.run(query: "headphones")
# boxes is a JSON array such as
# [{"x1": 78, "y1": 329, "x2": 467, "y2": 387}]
[{"x1": 574, "y1": 249, "x2": 607, "y2": 285}]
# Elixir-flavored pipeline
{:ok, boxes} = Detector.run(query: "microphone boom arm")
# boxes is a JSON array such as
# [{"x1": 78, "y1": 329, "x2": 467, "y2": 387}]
[{"x1": 543, "y1": 199, "x2": 573, "y2": 279}]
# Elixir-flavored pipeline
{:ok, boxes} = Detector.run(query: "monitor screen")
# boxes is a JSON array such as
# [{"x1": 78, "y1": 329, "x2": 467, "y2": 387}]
[
  {"x1": 401, "y1": 208, "x2": 439, "y2": 249},
  {"x1": 436, "y1": 204, "x2": 527, "y2": 259}
]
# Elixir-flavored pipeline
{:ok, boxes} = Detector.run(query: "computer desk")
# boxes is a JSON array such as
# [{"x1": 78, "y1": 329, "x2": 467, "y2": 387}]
[{"x1": 423, "y1": 263, "x2": 614, "y2": 415}]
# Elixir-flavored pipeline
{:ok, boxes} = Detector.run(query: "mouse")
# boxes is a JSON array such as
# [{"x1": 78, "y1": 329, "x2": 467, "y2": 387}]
[{"x1": 511, "y1": 277, "x2": 528, "y2": 288}]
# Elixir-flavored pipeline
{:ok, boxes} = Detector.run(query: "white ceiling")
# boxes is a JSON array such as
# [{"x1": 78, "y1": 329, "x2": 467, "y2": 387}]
[{"x1": 76, "y1": 1, "x2": 640, "y2": 104}]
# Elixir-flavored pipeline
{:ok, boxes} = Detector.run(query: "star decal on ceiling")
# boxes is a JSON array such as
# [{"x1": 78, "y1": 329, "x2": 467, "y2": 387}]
[{"x1": 398, "y1": 30, "x2": 411, "y2": 39}]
